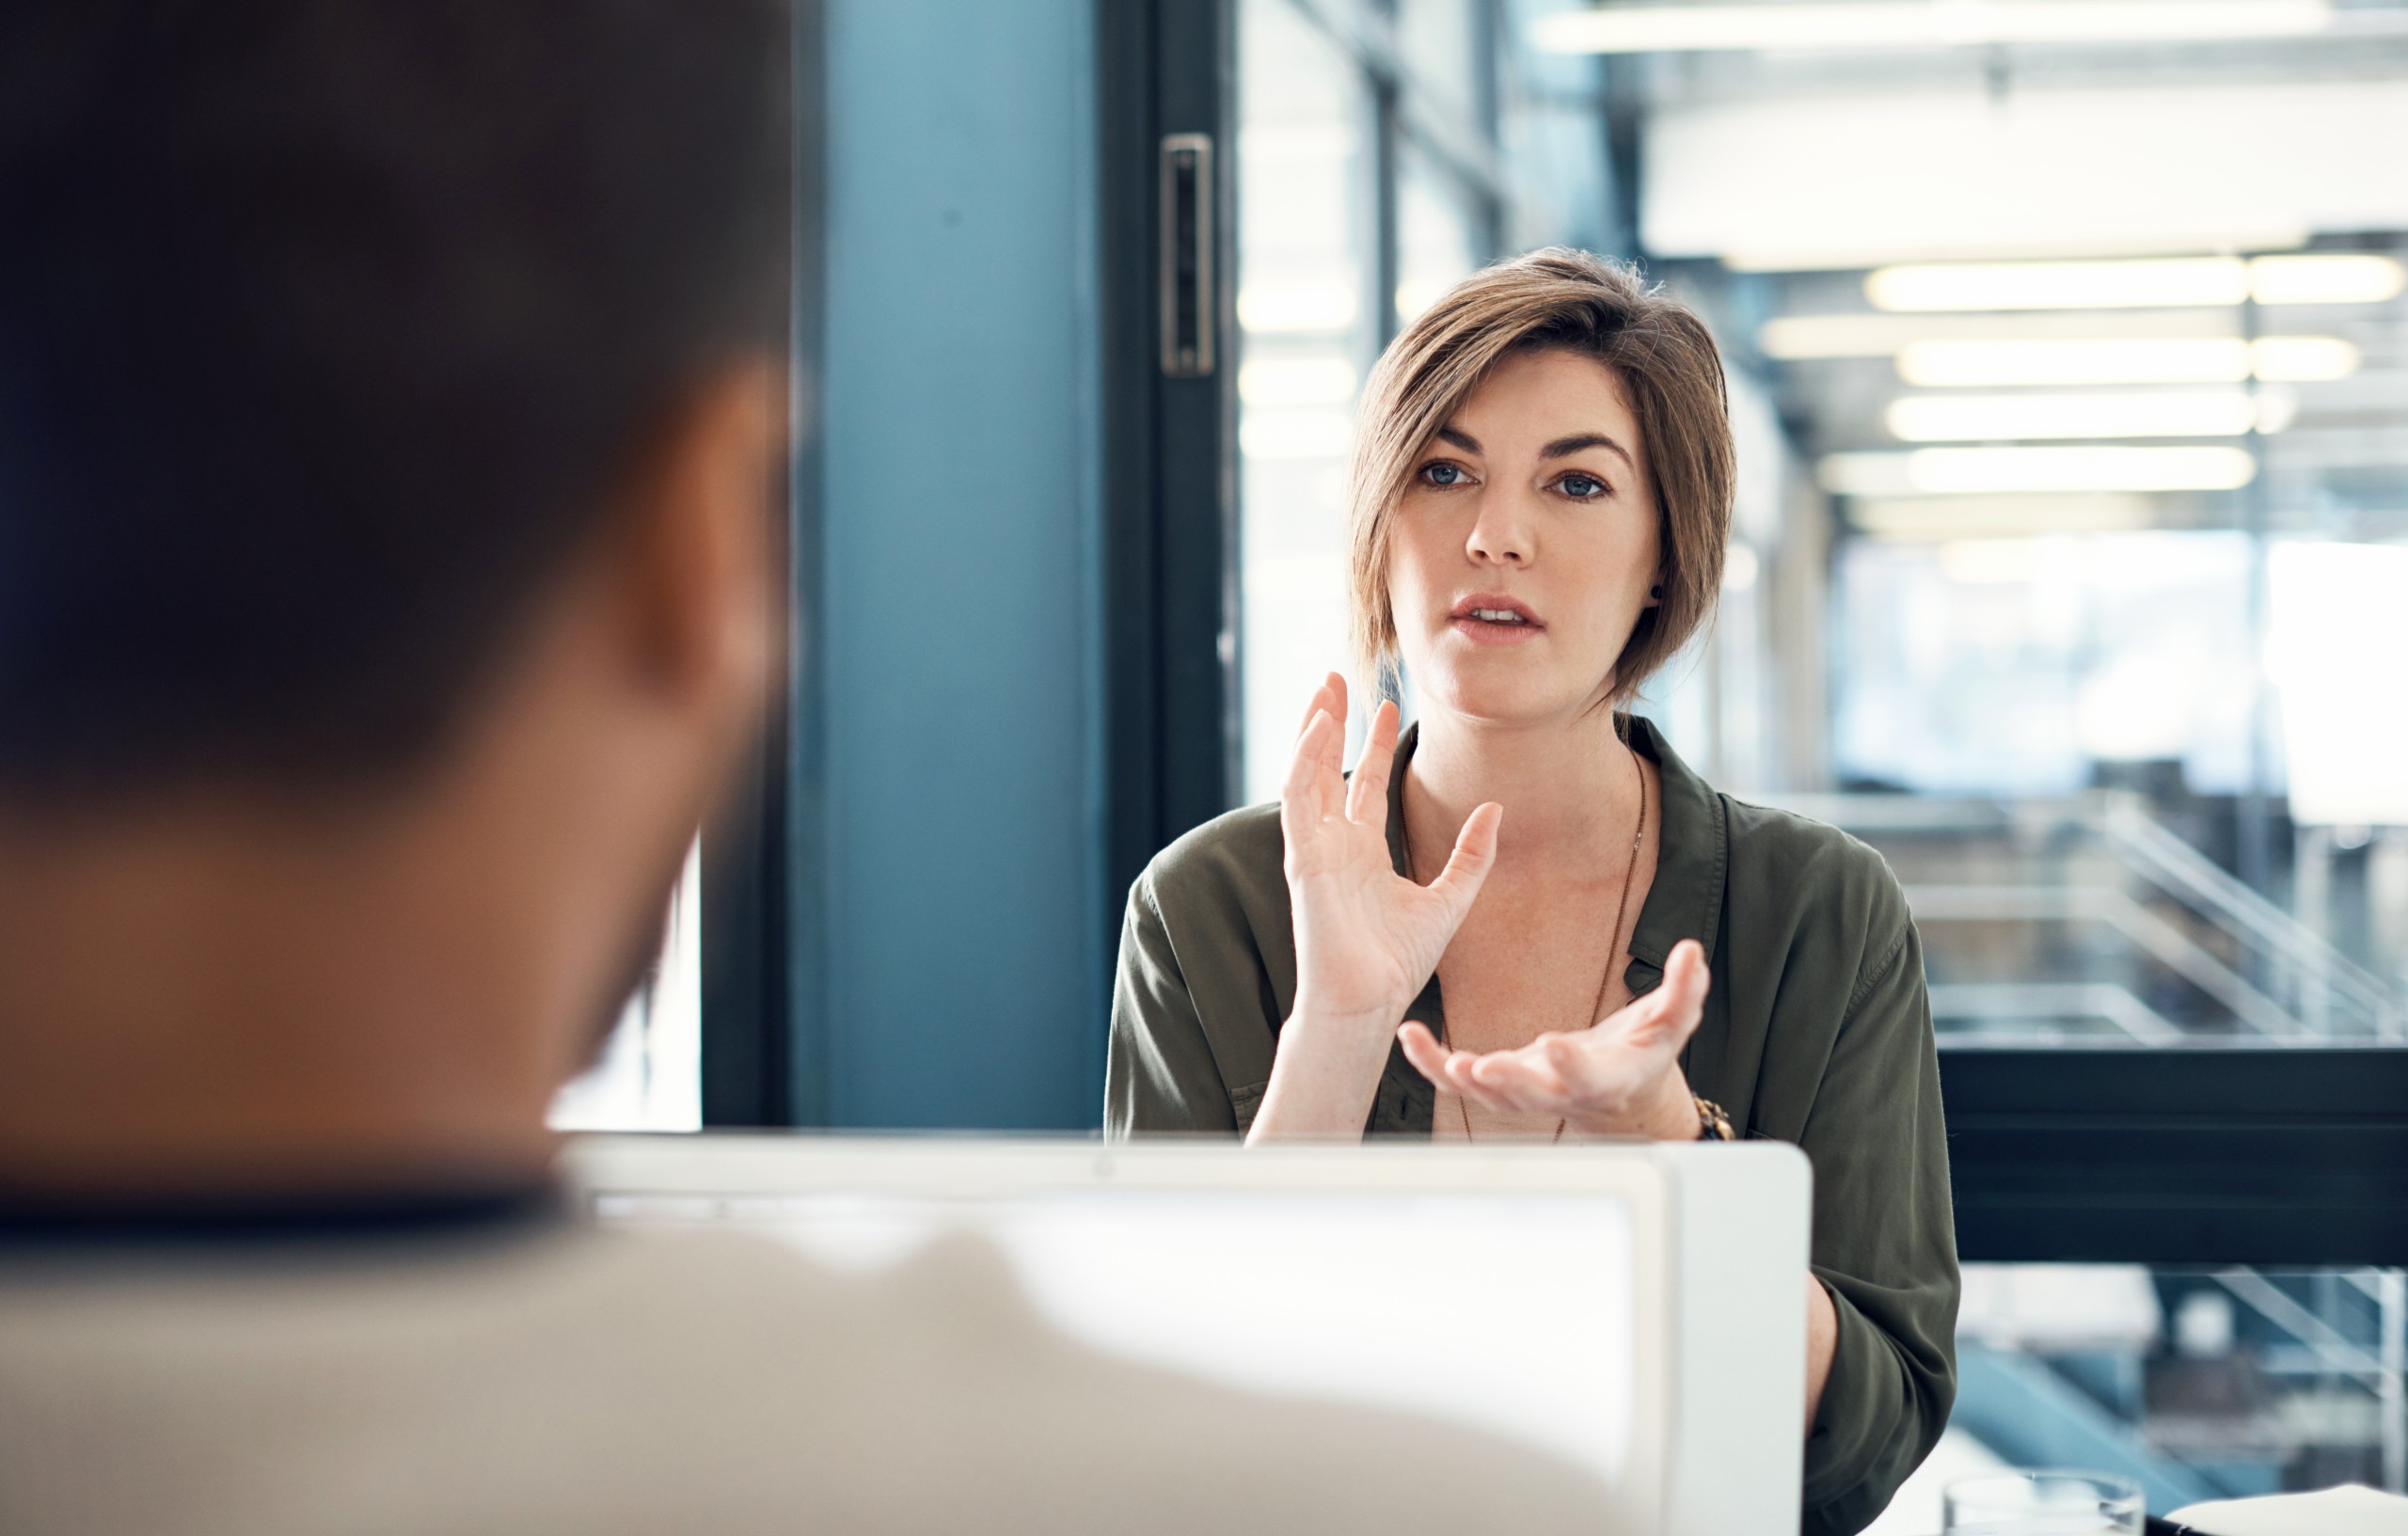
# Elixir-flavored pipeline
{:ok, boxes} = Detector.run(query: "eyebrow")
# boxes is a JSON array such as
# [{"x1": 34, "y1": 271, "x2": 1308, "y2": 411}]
[
  {"x1": 1541, "y1": 432, "x2": 1636, "y2": 469},
  {"x1": 1432, "y1": 425, "x2": 1635, "y2": 471}
]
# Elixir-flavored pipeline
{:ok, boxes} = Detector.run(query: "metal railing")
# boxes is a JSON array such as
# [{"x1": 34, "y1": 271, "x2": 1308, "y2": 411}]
[
  {"x1": 1751, "y1": 791, "x2": 2406, "y2": 1044},
  {"x1": 1956, "y1": 1263, "x2": 2408, "y2": 1498}
]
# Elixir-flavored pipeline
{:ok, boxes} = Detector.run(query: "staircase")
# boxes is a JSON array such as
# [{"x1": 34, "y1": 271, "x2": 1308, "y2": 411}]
[{"x1": 1749, "y1": 792, "x2": 2404, "y2": 1045}]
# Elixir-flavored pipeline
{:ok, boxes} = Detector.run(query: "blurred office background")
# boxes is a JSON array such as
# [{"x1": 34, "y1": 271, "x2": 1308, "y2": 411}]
[{"x1": 549, "y1": 1, "x2": 2408, "y2": 1525}]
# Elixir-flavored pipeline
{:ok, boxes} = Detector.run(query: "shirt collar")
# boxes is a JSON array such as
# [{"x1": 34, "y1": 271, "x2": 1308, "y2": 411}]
[
  {"x1": 0, "y1": 1180, "x2": 565, "y2": 1250},
  {"x1": 1620, "y1": 714, "x2": 1728, "y2": 995}
]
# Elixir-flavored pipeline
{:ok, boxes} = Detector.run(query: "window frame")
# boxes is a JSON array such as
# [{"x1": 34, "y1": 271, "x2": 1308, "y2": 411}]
[{"x1": 1942, "y1": 1046, "x2": 2408, "y2": 1265}]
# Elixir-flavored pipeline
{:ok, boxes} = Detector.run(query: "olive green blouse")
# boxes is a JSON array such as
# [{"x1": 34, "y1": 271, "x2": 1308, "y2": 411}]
[{"x1": 1104, "y1": 718, "x2": 1958, "y2": 1536}]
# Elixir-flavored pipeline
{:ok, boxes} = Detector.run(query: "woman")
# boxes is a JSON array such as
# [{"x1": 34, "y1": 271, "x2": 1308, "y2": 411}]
[{"x1": 1105, "y1": 249, "x2": 1956, "y2": 1536}]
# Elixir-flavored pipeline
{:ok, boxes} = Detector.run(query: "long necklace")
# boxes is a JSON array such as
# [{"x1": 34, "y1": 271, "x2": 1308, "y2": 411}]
[{"x1": 1415, "y1": 727, "x2": 1650, "y2": 1144}]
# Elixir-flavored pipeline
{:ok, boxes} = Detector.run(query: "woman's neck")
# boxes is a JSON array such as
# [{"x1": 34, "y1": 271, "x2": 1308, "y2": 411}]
[{"x1": 1402, "y1": 704, "x2": 1646, "y2": 882}]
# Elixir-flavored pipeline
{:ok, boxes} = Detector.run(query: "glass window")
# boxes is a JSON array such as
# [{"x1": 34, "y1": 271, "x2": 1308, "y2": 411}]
[
  {"x1": 1834, "y1": 531, "x2": 2258, "y2": 800},
  {"x1": 1395, "y1": 143, "x2": 1482, "y2": 325},
  {"x1": 548, "y1": 839, "x2": 702, "y2": 1132},
  {"x1": 1862, "y1": 1263, "x2": 2408, "y2": 1534},
  {"x1": 1394, "y1": 0, "x2": 1484, "y2": 136},
  {"x1": 1236, "y1": 0, "x2": 1377, "y2": 805},
  {"x1": 1221, "y1": 7, "x2": 2408, "y2": 1519},
  {"x1": 1232, "y1": 0, "x2": 1599, "y2": 804}
]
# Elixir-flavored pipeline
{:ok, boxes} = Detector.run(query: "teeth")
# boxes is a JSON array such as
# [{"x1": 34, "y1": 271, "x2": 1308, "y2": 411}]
[{"x1": 1468, "y1": 608, "x2": 1527, "y2": 624}]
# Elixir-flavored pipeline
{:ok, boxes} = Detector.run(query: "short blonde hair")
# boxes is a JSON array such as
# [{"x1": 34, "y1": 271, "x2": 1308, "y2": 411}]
[{"x1": 1344, "y1": 248, "x2": 1735, "y2": 705}]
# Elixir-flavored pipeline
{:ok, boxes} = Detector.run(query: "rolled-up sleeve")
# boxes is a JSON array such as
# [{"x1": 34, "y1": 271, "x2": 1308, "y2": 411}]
[{"x1": 1798, "y1": 916, "x2": 1959, "y2": 1536}]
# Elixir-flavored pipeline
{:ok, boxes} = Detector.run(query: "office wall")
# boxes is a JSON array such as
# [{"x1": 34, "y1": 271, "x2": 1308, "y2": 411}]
[{"x1": 805, "y1": 0, "x2": 1104, "y2": 1128}]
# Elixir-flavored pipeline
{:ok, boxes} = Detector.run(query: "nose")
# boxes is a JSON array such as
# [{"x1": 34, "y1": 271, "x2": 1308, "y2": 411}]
[{"x1": 1463, "y1": 485, "x2": 1533, "y2": 568}]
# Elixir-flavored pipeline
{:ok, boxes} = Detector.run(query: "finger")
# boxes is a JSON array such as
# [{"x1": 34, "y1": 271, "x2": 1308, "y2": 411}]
[
  {"x1": 1591, "y1": 938, "x2": 1711, "y2": 1040},
  {"x1": 1344, "y1": 699, "x2": 1400, "y2": 825},
  {"x1": 1635, "y1": 939, "x2": 1711, "y2": 1049},
  {"x1": 1446, "y1": 1073, "x2": 1518, "y2": 1118},
  {"x1": 1470, "y1": 1047, "x2": 1572, "y2": 1113},
  {"x1": 1281, "y1": 709, "x2": 1342, "y2": 829},
  {"x1": 1542, "y1": 1030, "x2": 1623, "y2": 1103},
  {"x1": 1293, "y1": 688, "x2": 1328, "y2": 741},
  {"x1": 1296, "y1": 672, "x2": 1342, "y2": 739},
  {"x1": 1315, "y1": 687, "x2": 1346, "y2": 784},
  {"x1": 1424, "y1": 801, "x2": 1503, "y2": 915},
  {"x1": 1543, "y1": 1033, "x2": 1591, "y2": 1084},
  {"x1": 1398, "y1": 1021, "x2": 1452, "y2": 1085},
  {"x1": 1664, "y1": 938, "x2": 1711, "y2": 998},
  {"x1": 1441, "y1": 1053, "x2": 1520, "y2": 1115},
  {"x1": 1592, "y1": 989, "x2": 1686, "y2": 1057}
]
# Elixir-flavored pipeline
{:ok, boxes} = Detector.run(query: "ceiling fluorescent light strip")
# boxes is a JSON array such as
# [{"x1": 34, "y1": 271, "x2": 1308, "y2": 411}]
[
  {"x1": 2250, "y1": 254, "x2": 2408, "y2": 306},
  {"x1": 1820, "y1": 445, "x2": 2258, "y2": 497},
  {"x1": 1758, "y1": 310, "x2": 2242, "y2": 361},
  {"x1": 1237, "y1": 282, "x2": 1360, "y2": 336},
  {"x1": 1534, "y1": 1, "x2": 2332, "y2": 55},
  {"x1": 1894, "y1": 336, "x2": 2355, "y2": 388},
  {"x1": 1866, "y1": 253, "x2": 2407, "y2": 312},
  {"x1": 1761, "y1": 315, "x2": 1926, "y2": 360},
  {"x1": 1885, "y1": 390, "x2": 2266, "y2": 442},
  {"x1": 1851, "y1": 494, "x2": 2156, "y2": 538},
  {"x1": 1869, "y1": 258, "x2": 2245, "y2": 312},
  {"x1": 2250, "y1": 336, "x2": 2362, "y2": 383},
  {"x1": 1720, "y1": 230, "x2": 2315, "y2": 275},
  {"x1": 1237, "y1": 356, "x2": 1359, "y2": 407}
]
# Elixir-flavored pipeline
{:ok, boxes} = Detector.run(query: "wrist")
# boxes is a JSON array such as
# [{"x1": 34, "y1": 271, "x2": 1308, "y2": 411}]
[
  {"x1": 1638, "y1": 1069, "x2": 1703, "y2": 1141},
  {"x1": 1284, "y1": 993, "x2": 1404, "y2": 1041},
  {"x1": 1275, "y1": 1000, "x2": 1405, "y2": 1092},
  {"x1": 1565, "y1": 1066, "x2": 1700, "y2": 1141},
  {"x1": 1251, "y1": 1000, "x2": 1400, "y2": 1144}
]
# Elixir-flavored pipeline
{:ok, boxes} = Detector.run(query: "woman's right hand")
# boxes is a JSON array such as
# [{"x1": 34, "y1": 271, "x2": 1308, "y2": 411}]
[
  {"x1": 1281, "y1": 673, "x2": 1502, "y2": 1035},
  {"x1": 1250, "y1": 674, "x2": 1500, "y2": 1141}
]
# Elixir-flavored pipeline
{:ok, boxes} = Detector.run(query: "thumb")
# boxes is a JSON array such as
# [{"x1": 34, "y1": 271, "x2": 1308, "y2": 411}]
[
  {"x1": 1424, "y1": 801, "x2": 1503, "y2": 920},
  {"x1": 1647, "y1": 939, "x2": 1711, "y2": 1045},
  {"x1": 1597, "y1": 938, "x2": 1710, "y2": 1041},
  {"x1": 1660, "y1": 938, "x2": 1710, "y2": 1003}
]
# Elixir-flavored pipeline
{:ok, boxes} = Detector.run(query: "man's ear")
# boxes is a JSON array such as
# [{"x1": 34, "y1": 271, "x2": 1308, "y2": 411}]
[{"x1": 610, "y1": 356, "x2": 785, "y2": 711}]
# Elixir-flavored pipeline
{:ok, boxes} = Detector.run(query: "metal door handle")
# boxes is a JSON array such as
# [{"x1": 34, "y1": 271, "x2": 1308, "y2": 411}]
[{"x1": 1159, "y1": 132, "x2": 1214, "y2": 377}]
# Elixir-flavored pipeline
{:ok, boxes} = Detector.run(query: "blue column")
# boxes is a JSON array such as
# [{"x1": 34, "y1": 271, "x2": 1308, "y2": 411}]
[{"x1": 802, "y1": 0, "x2": 1104, "y2": 1128}]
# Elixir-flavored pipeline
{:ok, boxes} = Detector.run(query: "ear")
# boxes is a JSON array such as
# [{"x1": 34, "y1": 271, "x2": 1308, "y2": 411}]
[{"x1": 609, "y1": 356, "x2": 785, "y2": 713}]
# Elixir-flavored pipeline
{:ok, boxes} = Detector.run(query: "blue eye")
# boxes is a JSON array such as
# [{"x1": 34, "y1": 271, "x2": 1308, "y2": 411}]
[
  {"x1": 1420, "y1": 462, "x2": 1467, "y2": 486},
  {"x1": 1559, "y1": 473, "x2": 1608, "y2": 499}
]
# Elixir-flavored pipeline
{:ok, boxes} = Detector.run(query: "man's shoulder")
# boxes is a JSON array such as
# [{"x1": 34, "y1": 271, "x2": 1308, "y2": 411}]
[
  {"x1": 0, "y1": 1219, "x2": 1621, "y2": 1536},
  {"x1": 0, "y1": 1225, "x2": 1100, "y2": 1527}
]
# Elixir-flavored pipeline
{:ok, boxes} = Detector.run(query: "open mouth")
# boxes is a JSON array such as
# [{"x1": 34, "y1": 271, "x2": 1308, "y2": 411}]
[{"x1": 1448, "y1": 594, "x2": 1544, "y2": 641}]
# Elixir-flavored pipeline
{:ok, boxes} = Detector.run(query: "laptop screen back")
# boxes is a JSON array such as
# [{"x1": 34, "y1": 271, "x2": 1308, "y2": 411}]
[{"x1": 595, "y1": 1185, "x2": 1640, "y2": 1487}]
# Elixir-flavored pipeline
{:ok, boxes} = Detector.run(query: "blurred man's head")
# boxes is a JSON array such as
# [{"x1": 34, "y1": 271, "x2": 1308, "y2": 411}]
[{"x1": 0, "y1": 1, "x2": 789, "y2": 1193}]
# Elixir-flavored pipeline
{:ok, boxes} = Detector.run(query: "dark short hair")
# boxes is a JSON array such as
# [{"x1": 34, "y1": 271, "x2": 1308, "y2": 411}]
[{"x1": 0, "y1": 1, "x2": 786, "y2": 794}]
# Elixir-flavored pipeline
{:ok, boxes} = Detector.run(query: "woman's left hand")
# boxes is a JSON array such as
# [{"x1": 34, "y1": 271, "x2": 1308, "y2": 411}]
[{"x1": 1398, "y1": 939, "x2": 1712, "y2": 1139}]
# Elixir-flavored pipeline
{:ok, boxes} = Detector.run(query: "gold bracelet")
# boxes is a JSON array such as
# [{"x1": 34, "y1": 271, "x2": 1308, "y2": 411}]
[{"x1": 1694, "y1": 1095, "x2": 1735, "y2": 1142}]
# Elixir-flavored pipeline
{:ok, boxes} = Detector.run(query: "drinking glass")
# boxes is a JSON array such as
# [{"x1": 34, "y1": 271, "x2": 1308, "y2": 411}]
[{"x1": 1942, "y1": 1471, "x2": 2145, "y2": 1535}]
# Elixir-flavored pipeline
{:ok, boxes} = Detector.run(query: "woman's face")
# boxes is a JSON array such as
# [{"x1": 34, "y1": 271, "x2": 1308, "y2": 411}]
[{"x1": 1384, "y1": 345, "x2": 1660, "y2": 727}]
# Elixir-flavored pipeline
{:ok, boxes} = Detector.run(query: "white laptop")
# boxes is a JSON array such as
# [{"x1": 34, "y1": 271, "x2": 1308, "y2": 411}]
[{"x1": 567, "y1": 1134, "x2": 1812, "y2": 1536}]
